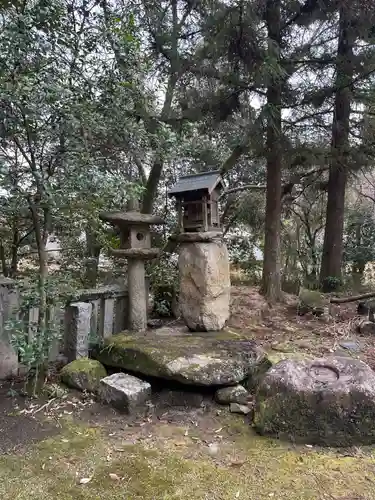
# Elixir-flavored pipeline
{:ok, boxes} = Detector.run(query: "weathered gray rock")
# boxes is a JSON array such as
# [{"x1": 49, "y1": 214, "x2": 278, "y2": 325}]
[
  {"x1": 60, "y1": 358, "x2": 107, "y2": 393},
  {"x1": 147, "y1": 318, "x2": 164, "y2": 329},
  {"x1": 178, "y1": 241, "x2": 230, "y2": 331},
  {"x1": 254, "y1": 357, "x2": 375, "y2": 446},
  {"x1": 0, "y1": 278, "x2": 19, "y2": 379},
  {"x1": 215, "y1": 385, "x2": 249, "y2": 405},
  {"x1": 230, "y1": 402, "x2": 252, "y2": 415},
  {"x1": 94, "y1": 326, "x2": 266, "y2": 387},
  {"x1": 297, "y1": 289, "x2": 328, "y2": 316},
  {"x1": 359, "y1": 320, "x2": 375, "y2": 335},
  {"x1": 339, "y1": 340, "x2": 361, "y2": 352},
  {"x1": 0, "y1": 339, "x2": 18, "y2": 380},
  {"x1": 99, "y1": 373, "x2": 151, "y2": 413},
  {"x1": 64, "y1": 302, "x2": 93, "y2": 362}
]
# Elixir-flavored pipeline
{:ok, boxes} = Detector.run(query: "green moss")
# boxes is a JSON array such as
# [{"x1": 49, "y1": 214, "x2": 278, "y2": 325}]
[
  {"x1": 208, "y1": 328, "x2": 248, "y2": 341},
  {"x1": 254, "y1": 389, "x2": 375, "y2": 447},
  {"x1": 0, "y1": 419, "x2": 374, "y2": 499},
  {"x1": 95, "y1": 332, "x2": 266, "y2": 386},
  {"x1": 298, "y1": 289, "x2": 329, "y2": 315},
  {"x1": 266, "y1": 351, "x2": 312, "y2": 366},
  {"x1": 299, "y1": 289, "x2": 327, "y2": 307},
  {"x1": 96, "y1": 336, "x2": 168, "y2": 378},
  {"x1": 61, "y1": 358, "x2": 107, "y2": 393}
]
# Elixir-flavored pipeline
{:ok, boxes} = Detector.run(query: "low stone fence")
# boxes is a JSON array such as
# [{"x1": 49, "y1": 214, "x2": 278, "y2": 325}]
[{"x1": 0, "y1": 278, "x2": 130, "y2": 379}]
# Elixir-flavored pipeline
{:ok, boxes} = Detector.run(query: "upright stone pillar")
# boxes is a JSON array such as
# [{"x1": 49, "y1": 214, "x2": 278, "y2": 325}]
[
  {"x1": 176, "y1": 232, "x2": 230, "y2": 331},
  {"x1": 100, "y1": 201, "x2": 165, "y2": 333},
  {"x1": 0, "y1": 278, "x2": 19, "y2": 378},
  {"x1": 64, "y1": 302, "x2": 93, "y2": 361},
  {"x1": 128, "y1": 259, "x2": 147, "y2": 331}
]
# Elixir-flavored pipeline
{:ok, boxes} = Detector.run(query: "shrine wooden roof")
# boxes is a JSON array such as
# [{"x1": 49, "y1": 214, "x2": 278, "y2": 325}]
[{"x1": 168, "y1": 170, "x2": 224, "y2": 197}]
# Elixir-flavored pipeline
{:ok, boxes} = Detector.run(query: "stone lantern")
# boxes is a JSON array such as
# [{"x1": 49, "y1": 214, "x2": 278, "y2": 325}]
[
  {"x1": 100, "y1": 200, "x2": 164, "y2": 332},
  {"x1": 168, "y1": 171, "x2": 230, "y2": 332}
]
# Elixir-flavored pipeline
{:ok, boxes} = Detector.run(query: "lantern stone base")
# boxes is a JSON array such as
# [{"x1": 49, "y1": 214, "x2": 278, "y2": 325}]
[{"x1": 178, "y1": 239, "x2": 230, "y2": 331}]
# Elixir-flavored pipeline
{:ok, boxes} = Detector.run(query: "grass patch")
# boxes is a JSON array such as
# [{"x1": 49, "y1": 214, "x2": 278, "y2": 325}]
[{"x1": 0, "y1": 417, "x2": 375, "y2": 499}]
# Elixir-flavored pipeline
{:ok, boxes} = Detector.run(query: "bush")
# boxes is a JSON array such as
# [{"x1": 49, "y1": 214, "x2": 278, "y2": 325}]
[{"x1": 147, "y1": 255, "x2": 179, "y2": 317}]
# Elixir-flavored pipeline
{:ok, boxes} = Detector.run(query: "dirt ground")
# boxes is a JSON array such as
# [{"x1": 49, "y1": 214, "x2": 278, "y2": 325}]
[
  {"x1": 0, "y1": 285, "x2": 375, "y2": 499},
  {"x1": 229, "y1": 286, "x2": 375, "y2": 369}
]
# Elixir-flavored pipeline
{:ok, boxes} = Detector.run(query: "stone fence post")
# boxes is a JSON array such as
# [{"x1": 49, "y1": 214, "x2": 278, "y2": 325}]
[
  {"x1": 64, "y1": 302, "x2": 93, "y2": 362},
  {"x1": 0, "y1": 278, "x2": 19, "y2": 379}
]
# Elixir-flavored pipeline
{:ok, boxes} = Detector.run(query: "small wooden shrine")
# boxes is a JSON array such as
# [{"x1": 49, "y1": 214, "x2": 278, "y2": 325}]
[{"x1": 168, "y1": 170, "x2": 224, "y2": 232}]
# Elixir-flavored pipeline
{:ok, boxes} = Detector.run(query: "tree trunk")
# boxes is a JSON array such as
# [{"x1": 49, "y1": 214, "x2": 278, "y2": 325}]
[
  {"x1": 351, "y1": 222, "x2": 365, "y2": 286},
  {"x1": 261, "y1": 0, "x2": 283, "y2": 302},
  {"x1": 319, "y1": 5, "x2": 354, "y2": 292},
  {"x1": 10, "y1": 226, "x2": 19, "y2": 278},
  {"x1": 29, "y1": 200, "x2": 49, "y2": 396},
  {"x1": 0, "y1": 244, "x2": 8, "y2": 277}
]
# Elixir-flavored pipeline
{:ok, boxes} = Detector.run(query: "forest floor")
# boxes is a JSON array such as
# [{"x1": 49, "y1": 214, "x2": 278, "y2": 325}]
[
  {"x1": 0, "y1": 285, "x2": 375, "y2": 500},
  {"x1": 228, "y1": 285, "x2": 375, "y2": 370}
]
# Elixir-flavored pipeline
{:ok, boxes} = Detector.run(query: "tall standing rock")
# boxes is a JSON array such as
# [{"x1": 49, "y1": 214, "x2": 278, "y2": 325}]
[{"x1": 179, "y1": 238, "x2": 230, "y2": 331}]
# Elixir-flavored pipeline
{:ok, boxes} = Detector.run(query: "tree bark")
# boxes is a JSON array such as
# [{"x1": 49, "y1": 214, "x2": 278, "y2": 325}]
[
  {"x1": 10, "y1": 225, "x2": 19, "y2": 277},
  {"x1": 28, "y1": 199, "x2": 49, "y2": 396},
  {"x1": 0, "y1": 244, "x2": 8, "y2": 277},
  {"x1": 319, "y1": 5, "x2": 354, "y2": 291},
  {"x1": 261, "y1": 0, "x2": 283, "y2": 302},
  {"x1": 141, "y1": 0, "x2": 179, "y2": 214}
]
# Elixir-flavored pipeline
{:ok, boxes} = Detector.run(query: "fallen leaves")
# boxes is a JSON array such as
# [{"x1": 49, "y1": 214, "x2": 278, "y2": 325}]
[
  {"x1": 229, "y1": 459, "x2": 246, "y2": 467},
  {"x1": 109, "y1": 473, "x2": 121, "y2": 481},
  {"x1": 79, "y1": 477, "x2": 92, "y2": 485}
]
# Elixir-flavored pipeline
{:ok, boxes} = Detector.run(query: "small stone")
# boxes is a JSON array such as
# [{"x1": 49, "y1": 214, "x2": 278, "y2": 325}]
[
  {"x1": 147, "y1": 319, "x2": 164, "y2": 329},
  {"x1": 294, "y1": 340, "x2": 312, "y2": 350},
  {"x1": 207, "y1": 443, "x2": 219, "y2": 456},
  {"x1": 99, "y1": 373, "x2": 151, "y2": 414},
  {"x1": 230, "y1": 403, "x2": 251, "y2": 415},
  {"x1": 215, "y1": 385, "x2": 249, "y2": 405},
  {"x1": 339, "y1": 341, "x2": 361, "y2": 352},
  {"x1": 359, "y1": 320, "x2": 375, "y2": 335},
  {"x1": 60, "y1": 358, "x2": 107, "y2": 393},
  {"x1": 297, "y1": 289, "x2": 328, "y2": 317}
]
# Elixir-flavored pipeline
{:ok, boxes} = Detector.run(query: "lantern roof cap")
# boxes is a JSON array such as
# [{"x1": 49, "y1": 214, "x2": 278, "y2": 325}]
[
  {"x1": 100, "y1": 211, "x2": 165, "y2": 227},
  {"x1": 168, "y1": 170, "x2": 224, "y2": 198}
]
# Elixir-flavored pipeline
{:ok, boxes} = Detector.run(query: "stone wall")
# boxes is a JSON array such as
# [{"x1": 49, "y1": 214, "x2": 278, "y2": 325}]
[{"x1": 0, "y1": 280, "x2": 135, "y2": 379}]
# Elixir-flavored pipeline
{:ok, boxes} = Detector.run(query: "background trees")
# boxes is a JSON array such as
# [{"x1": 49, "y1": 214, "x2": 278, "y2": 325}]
[{"x1": 0, "y1": 0, "x2": 375, "y2": 305}]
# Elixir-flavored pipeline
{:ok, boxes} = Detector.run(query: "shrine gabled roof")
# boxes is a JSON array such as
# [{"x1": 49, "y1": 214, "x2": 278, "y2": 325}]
[{"x1": 168, "y1": 170, "x2": 224, "y2": 197}]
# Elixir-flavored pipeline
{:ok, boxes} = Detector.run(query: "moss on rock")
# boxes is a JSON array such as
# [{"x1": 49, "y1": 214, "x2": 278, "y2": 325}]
[
  {"x1": 93, "y1": 328, "x2": 267, "y2": 386},
  {"x1": 61, "y1": 358, "x2": 107, "y2": 393},
  {"x1": 298, "y1": 289, "x2": 329, "y2": 316},
  {"x1": 254, "y1": 357, "x2": 375, "y2": 446}
]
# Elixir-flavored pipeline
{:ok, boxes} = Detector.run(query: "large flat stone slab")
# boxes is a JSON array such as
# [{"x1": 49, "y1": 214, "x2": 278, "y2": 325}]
[
  {"x1": 254, "y1": 356, "x2": 375, "y2": 446},
  {"x1": 94, "y1": 326, "x2": 266, "y2": 387}
]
